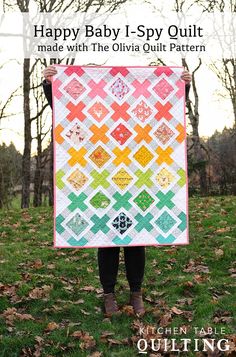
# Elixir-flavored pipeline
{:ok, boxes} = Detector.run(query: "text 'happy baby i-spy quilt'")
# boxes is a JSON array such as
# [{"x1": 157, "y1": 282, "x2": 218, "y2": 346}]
[{"x1": 52, "y1": 65, "x2": 189, "y2": 248}]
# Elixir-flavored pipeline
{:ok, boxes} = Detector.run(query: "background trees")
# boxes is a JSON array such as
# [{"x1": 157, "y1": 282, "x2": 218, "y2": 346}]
[
  {"x1": 0, "y1": 0, "x2": 235, "y2": 208},
  {"x1": 2, "y1": 0, "x2": 132, "y2": 208},
  {"x1": 0, "y1": 143, "x2": 22, "y2": 208}
]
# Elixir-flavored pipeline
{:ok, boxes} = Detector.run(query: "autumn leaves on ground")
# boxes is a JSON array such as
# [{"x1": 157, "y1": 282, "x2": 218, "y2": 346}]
[{"x1": 0, "y1": 196, "x2": 235, "y2": 357}]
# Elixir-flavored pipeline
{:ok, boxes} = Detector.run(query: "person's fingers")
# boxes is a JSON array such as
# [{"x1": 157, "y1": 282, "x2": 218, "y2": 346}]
[
  {"x1": 181, "y1": 72, "x2": 192, "y2": 82},
  {"x1": 45, "y1": 72, "x2": 57, "y2": 78},
  {"x1": 182, "y1": 75, "x2": 192, "y2": 80},
  {"x1": 44, "y1": 69, "x2": 57, "y2": 75},
  {"x1": 181, "y1": 70, "x2": 191, "y2": 76},
  {"x1": 43, "y1": 66, "x2": 57, "y2": 80},
  {"x1": 47, "y1": 65, "x2": 56, "y2": 71}
]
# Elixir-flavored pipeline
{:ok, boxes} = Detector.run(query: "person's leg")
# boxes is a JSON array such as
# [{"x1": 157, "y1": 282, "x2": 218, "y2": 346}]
[
  {"x1": 97, "y1": 247, "x2": 121, "y2": 316},
  {"x1": 124, "y1": 246, "x2": 146, "y2": 315},
  {"x1": 97, "y1": 247, "x2": 120, "y2": 293},
  {"x1": 124, "y1": 246, "x2": 145, "y2": 291}
]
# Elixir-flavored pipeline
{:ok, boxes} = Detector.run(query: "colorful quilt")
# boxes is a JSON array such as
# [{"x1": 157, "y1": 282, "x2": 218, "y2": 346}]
[{"x1": 52, "y1": 65, "x2": 189, "y2": 248}]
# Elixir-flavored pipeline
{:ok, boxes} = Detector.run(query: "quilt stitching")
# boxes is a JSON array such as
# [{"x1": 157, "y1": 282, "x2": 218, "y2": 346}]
[{"x1": 53, "y1": 65, "x2": 188, "y2": 247}]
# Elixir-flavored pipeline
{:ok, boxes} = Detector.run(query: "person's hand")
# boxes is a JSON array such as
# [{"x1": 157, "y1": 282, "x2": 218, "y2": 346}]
[
  {"x1": 181, "y1": 70, "x2": 192, "y2": 85},
  {"x1": 43, "y1": 65, "x2": 57, "y2": 83}
]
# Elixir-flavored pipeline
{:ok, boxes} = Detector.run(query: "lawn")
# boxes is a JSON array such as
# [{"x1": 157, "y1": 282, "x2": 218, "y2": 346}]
[{"x1": 0, "y1": 196, "x2": 235, "y2": 356}]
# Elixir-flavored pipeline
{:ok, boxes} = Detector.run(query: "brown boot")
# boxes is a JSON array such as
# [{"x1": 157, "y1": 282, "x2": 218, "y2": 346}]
[
  {"x1": 129, "y1": 291, "x2": 145, "y2": 316},
  {"x1": 103, "y1": 293, "x2": 120, "y2": 317}
]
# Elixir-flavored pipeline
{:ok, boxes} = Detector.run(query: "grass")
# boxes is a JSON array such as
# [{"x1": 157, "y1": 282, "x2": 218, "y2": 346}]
[
  {"x1": 8, "y1": 193, "x2": 50, "y2": 210},
  {"x1": 0, "y1": 196, "x2": 235, "y2": 356}
]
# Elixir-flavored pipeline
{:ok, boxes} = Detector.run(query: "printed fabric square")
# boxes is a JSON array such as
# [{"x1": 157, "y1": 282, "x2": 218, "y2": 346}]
[{"x1": 53, "y1": 65, "x2": 189, "y2": 248}]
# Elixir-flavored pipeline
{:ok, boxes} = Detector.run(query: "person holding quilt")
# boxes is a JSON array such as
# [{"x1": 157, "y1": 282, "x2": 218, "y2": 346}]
[{"x1": 43, "y1": 65, "x2": 191, "y2": 317}]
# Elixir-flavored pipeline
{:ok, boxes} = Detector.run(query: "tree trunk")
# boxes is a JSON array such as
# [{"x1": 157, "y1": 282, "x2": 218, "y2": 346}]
[
  {"x1": 21, "y1": 58, "x2": 31, "y2": 208},
  {"x1": 33, "y1": 156, "x2": 43, "y2": 207},
  {"x1": 199, "y1": 166, "x2": 208, "y2": 195},
  {"x1": 33, "y1": 111, "x2": 43, "y2": 207},
  {"x1": 183, "y1": 58, "x2": 208, "y2": 195},
  {"x1": 0, "y1": 166, "x2": 3, "y2": 209},
  {"x1": 225, "y1": 59, "x2": 236, "y2": 127}
]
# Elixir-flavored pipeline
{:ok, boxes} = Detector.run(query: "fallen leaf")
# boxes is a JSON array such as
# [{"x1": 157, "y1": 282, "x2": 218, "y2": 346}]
[
  {"x1": 68, "y1": 322, "x2": 81, "y2": 328},
  {"x1": 71, "y1": 330, "x2": 96, "y2": 350},
  {"x1": 213, "y1": 310, "x2": 233, "y2": 324},
  {"x1": 183, "y1": 259, "x2": 209, "y2": 274},
  {"x1": 21, "y1": 272, "x2": 32, "y2": 281},
  {"x1": 220, "y1": 209, "x2": 228, "y2": 216},
  {"x1": 171, "y1": 306, "x2": 184, "y2": 315},
  {"x1": 95, "y1": 288, "x2": 103, "y2": 295},
  {"x1": 183, "y1": 281, "x2": 194, "y2": 287},
  {"x1": 80, "y1": 334, "x2": 96, "y2": 350},
  {"x1": 80, "y1": 309, "x2": 90, "y2": 316},
  {"x1": 71, "y1": 330, "x2": 82, "y2": 339},
  {"x1": 21, "y1": 347, "x2": 34, "y2": 356},
  {"x1": 151, "y1": 290, "x2": 164, "y2": 297},
  {"x1": 213, "y1": 316, "x2": 233, "y2": 323},
  {"x1": 29, "y1": 285, "x2": 52, "y2": 299},
  {"x1": 229, "y1": 268, "x2": 236, "y2": 278},
  {"x1": 215, "y1": 248, "x2": 224, "y2": 257},
  {"x1": 80, "y1": 286, "x2": 95, "y2": 292},
  {"x1": 107, "y1": 338, "x2": 123, "y2": 346},
  {"x1": 94, "y1": 306, "x2": 101, "y2": 313},
  {"x1": 183, "y1": 310, "x2": 193, "y2": 322},
  {"x1": 88, "y1": 352, "x2": 102, "y2": 357},
  {"x1": 194, "y1": 274, "x2": 209, "y2": 283},
  {"x1": 144, "y1": 296, "x2": 154, "y2": 303},
  {"x1": 121, "y1": 305, "x2": 134, "y2": 316},
  {"x1": 102, "y1": 319, "x2": 111, "y2": 325},
  {"x1": 34, "y1": 336, "x2": 44, "y2": 344},
  {"x1": 152, "y1": 308, "x2": 162, "y2": 319},
  {"x1": 151, "y1": 259, "x2": 158, "y2": 266},
  {"x1": 2, "y1": 307, "x2": 34, "y2": 326},
  {"x1": 47, "y1": 264, "x2": 55, "y2": 269},
  {"x1": 176, "y1": 298, "x2": 193, "y2": 306},
  {"x1": 159, "y1": 312, "x2": 172, "y2": 327},
  {"x1": 45, "y1": 322, "x2": 59, "y2": 332},
  {"x1": 33, "y1": 335, "x2": 44, "y2": 357},
  {"x1": 17, "y1": 313, "x2": 34, "y2": 321},
  {"x1": 101, "y1": 331, "x2": 115, "y2": 338},
  {"x1": 225, "y1": 334, "x2": 236, "y2": 356},
  {"x1": 100, "y1": 331, "x2": 115, "y2": 343},
  {"x1": 215, "y1": 227, "x2": 231, "y2": 233},
  {"x1": 81, "y1": 253, "x2": 89, "y2": 258},
  {"x1": 74, "y1": 299, "x2": 84, "y2": 304}
]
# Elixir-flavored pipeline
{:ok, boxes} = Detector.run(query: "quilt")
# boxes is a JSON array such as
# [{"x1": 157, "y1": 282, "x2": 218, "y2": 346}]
[{"x1": 52, "y1": 65, "x2": 189, "y2": 248}]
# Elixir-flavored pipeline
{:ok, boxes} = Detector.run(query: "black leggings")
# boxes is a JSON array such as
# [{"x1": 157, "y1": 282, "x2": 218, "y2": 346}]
[{"x1": 97, "y1": 246, "x2": 145, "y2": 293}]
